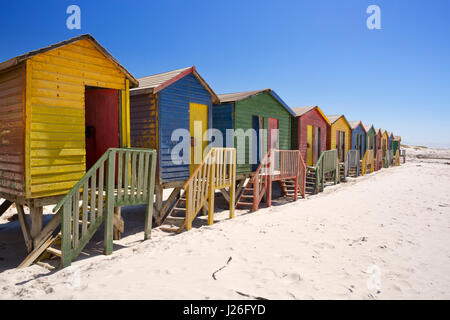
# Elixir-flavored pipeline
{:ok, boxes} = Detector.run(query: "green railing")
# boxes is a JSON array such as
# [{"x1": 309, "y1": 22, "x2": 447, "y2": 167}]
[
  {"x1": 314, "y1": 149, "x2": 339, "y2": 193},
  {"x1": 53, "y1": 148, "x2": 157, "y2": 268},
  {"x1": 344, "y1": 149, "x2": 360, "y2": 178}
]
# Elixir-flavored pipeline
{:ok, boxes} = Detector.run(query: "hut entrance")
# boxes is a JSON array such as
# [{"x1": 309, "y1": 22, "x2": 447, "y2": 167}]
[
  {"x1": 189, "y1": 103, "x2": 208, "y2": 174},
  {"x1": 85, "y1": 87, "x2": 120, "y2": 170},
  {"x1": 252, "y1": 116, "x2": 264, "y2": 171},
  {"x1": 306, "y1": 125, "x2": 320, "y2": 166},
  {"x1": 336, "y1": 130, "x2": 345, "y2": 162}
]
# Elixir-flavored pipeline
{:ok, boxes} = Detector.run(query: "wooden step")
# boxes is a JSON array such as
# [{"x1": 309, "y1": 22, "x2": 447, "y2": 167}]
[
  {"x1": 46, "y1": 247, "x2": 62, "y2": 257},
  {"x1": 172, "y1": 207, "x2": 186, "y2": 212},
  {"x1": 166, "y1": 216, "x2": 185, "y2": 223},
  {"x1": 160, "y1": 227, "x2": 180, "y2": 233},
  {"x1": 36, "y1": 261, "x2": 56, "y2": 271},
  {"x1": 236, "y1": 201, "x2": 253, "y2": 207}
]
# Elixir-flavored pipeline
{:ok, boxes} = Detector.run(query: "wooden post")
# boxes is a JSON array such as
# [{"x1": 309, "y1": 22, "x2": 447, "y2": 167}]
[
  {"x1": 144, "y1": 150, "x2": 156, "y2": 240},
  {"x1": 229, "y1": 151, "x2": 236, "y2": 219},
  {"x1": 208, "y1": 153, "x2": 215, "y2": 226},
  {"x1": 16, "y1": 204, "x2": 32, "y2": 253},
  {"x1": 154, "y1": 185, "x2": 163, "y2": 221},
  {"x1": 113, "y1": 207, "x2": 123, "y2": 240},
  {"x1": 104, "y1": 150, "x2": 115, "y2": 255},
  {"x1": 29, "y1": 206, "x2": 43, "y2": 240},
  {"x1": 61, "y1": 197, "x2": 72, "y2": 268}
]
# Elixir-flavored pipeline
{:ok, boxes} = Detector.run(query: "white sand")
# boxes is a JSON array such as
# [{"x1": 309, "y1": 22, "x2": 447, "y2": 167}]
[{"x1": 1, "y1": 146, "x2": 450, "y2": 299}]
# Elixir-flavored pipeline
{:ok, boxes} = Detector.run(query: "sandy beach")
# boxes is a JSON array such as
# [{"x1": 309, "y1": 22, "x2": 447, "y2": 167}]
[{"x1": 1, "y1": 145, "x2": 450, "y2": 300}]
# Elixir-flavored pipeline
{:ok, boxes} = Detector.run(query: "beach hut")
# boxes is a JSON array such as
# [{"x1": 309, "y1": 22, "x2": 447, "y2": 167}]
[
  {"x1": 213, "y1": 89, "x2": 305, "y2": 210},
  {"x1": 0, "y1": 34, "x2": 161, "y2": 268},
  {"x1": 375, "y1": 128, "x2": 382, "y2": 151},
  {"x1": 326, "y1": 115, "x2": 352, "y2": 163},
  {"x1": 389, "y1": 132, "x2": 394, "y2": 150},
  {"x1": 349, "y1": 121, "x2": 367, "y2": 160},
  {"x1": 129, "y1": 67, "x2": 237, "y2": 230},
  {"x1": 393, "y1": 136, "x2": 401, "y2": 155},
  {"x1": 364, "y1": 124, "x2": 376, "y2": 151},
  {"x1": 291, "y1": 106, "x2": 330, "y2": 166},
  {"x1": 381, "y1": 130, "x2": 389, "y2": 158}
]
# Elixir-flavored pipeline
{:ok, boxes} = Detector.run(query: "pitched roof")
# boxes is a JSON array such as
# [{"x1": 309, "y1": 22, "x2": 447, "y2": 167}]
[
  {"x1": 349, "y1": 120, "x2": 367, "y2": 133},
  {"x1": 0, "y1": 34, "x2": 138, "y2": 87},
  {"x1": 218, "y1": 89, "x2": 270, "y2": 103},
  {"x1": 326, "y1": 114, "x2": 351, "y2": 129},
  {"x1": 217, "y1": 89, "x2": 296, "y2": 116},
  {"x1": 364, "y1": 124, "x2": 374, "y2": 132},
  {"x1": 131, "y1": 66, "x2": 219, "y2": 104},
  {"x1": 292, "y1": 106, "x2": 316, "y2": 117},
  {"x1": 292, "y1": 106, "x2": 330, "y2": 125}
]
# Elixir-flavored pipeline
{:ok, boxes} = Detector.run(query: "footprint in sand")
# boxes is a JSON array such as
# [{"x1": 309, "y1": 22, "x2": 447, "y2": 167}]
[{"x1": 314, "y1": 242, "x2": 336, "y2": 249}]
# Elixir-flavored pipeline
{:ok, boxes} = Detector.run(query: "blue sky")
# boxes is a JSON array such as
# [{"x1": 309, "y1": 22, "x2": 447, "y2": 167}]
[{"x1": 1, "y1": 0, "x2": 449, "y2": 147}]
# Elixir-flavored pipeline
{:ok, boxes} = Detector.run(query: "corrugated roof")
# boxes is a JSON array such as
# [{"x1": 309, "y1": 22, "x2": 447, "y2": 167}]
[
  {"x1": 136, "y1": 67, "x2": 192, "y2": 90},
  {"x1": 363, "y1": 124, "x2": 373, "y2": 132},
  {"x1": 217, "y1": 89, "x2": 296, "y2": 116},
  {"x1": 0, "y1": 34, "x2": 138, "y2": 87},
  {"x1": 292, "y1": 106, "x2": 331, "y2": 125},
  {"x1": 292, "y1": 106, "x2": 316, "y2": 117},
  {"x1": 131, "y1": 66, "x2": 219, "y2": 104},
  {"x1": 326, "y1": 115, "x2": 342, "y2": 124},
  {"x1": 218, "y1": 89, "x2": 270, "y2": 103}
]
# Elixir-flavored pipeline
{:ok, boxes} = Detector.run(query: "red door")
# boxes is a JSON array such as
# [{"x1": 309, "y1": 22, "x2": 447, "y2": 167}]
[
  {"x1": 85, "y1": 88, "x2": 119, "y2": 170},
  {"x1": 267, "y1": 118, "x2": 279, "y2": 151}
]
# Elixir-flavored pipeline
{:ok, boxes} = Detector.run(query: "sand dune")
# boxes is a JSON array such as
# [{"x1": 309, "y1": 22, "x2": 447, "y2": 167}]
[{"x1": 1, "y1": 146, "x2": 450, "y2": 299}]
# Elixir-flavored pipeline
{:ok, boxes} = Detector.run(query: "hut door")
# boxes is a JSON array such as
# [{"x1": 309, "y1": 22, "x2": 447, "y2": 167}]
[
  {"x1": 337, "y1": 131, "x2": 345, "y2": 162},
  {"x1": 252, "y1": 116, "x2": 263, "y2": 171},
  {"x1": 189, "y1": 103, "x2": 208, "y2": 174},
  {"x1": 267, "y1": 118, "x2": 279, "y2": 151},
  {"x1": 85, "y1": 88, "x2": 119, "y2": 170},
  {"x1": 306, "y1": 125, "x2": 313, "y2": 166},
  {"x1": 314, "y1": 127, "x2": 320, "y2": 165}
]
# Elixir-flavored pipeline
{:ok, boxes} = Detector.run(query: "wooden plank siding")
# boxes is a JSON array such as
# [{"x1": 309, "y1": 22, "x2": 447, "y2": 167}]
[
  {"x1": 0, "y1": 65, "x2": 26, "y2": 196},
  {"x1": 234, "y1": 92, "x2": 291, "y2": 175},
  {"x1": 26, "y1": 39, "x2": 128, "y2": 198}
]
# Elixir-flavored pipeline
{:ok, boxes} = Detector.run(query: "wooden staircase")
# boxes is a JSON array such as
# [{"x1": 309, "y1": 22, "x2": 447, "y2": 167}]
[
  {"x1": 18, "y1": 148, "x2": 157, "y2": 269},
  {"x1": 279, "y1": 179, "x2": 302, "y2": 200},
  {"x1": 305, "y1": 167, "x2": 317, "y2": 194},
  {"x1": 236, "y1": 179, "x2": 257, "y2": 211},
  {"x1": 159, "y1": 148, "x2": 237, "y2": 234},
  {"x1": 339, "y1": 162, "x2": 345, "y2": 182},
  {"x1": 235, "y1": 149, "x2": 306, "y2": 212}
]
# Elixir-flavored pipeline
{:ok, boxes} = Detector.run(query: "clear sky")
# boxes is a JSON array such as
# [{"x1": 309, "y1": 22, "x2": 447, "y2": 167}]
[{"x1": 1, "y1": 0, "x2": 449, "y2": 147}]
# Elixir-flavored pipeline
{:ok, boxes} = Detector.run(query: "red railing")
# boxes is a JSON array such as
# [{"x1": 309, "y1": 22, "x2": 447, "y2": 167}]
[
  {"x1": 251, "y1": 149, "x2": 306, "y2": 210},
  {"x1": 374, "y1": 149, "x2": 383, "y2": 171}
]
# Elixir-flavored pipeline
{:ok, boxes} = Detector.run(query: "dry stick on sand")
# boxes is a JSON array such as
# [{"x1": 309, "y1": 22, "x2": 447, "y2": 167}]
[
  {"x1": 235, "y1": 291, "x2": 268, "y2": 300},
  {"x1": 212, "y1": 256, "x2": 232, "y2": 280}
]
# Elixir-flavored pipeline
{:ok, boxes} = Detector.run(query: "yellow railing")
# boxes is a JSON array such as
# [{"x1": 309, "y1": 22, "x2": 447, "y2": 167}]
[
  {"x1": 183, "y1": 148, "x2": 236, "y2": 230},
  {"x1": 361, "y1": 149, "x2": 374, "y2": 175},
  {"x1": 395, "y1": 149, "x2": 400, "y2": 166}
]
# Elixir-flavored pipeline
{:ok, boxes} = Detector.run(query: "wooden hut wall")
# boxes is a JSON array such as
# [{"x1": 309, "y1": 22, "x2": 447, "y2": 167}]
[{"x1": 0, "y1": 65, "x2": 26, "y2": 197}]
